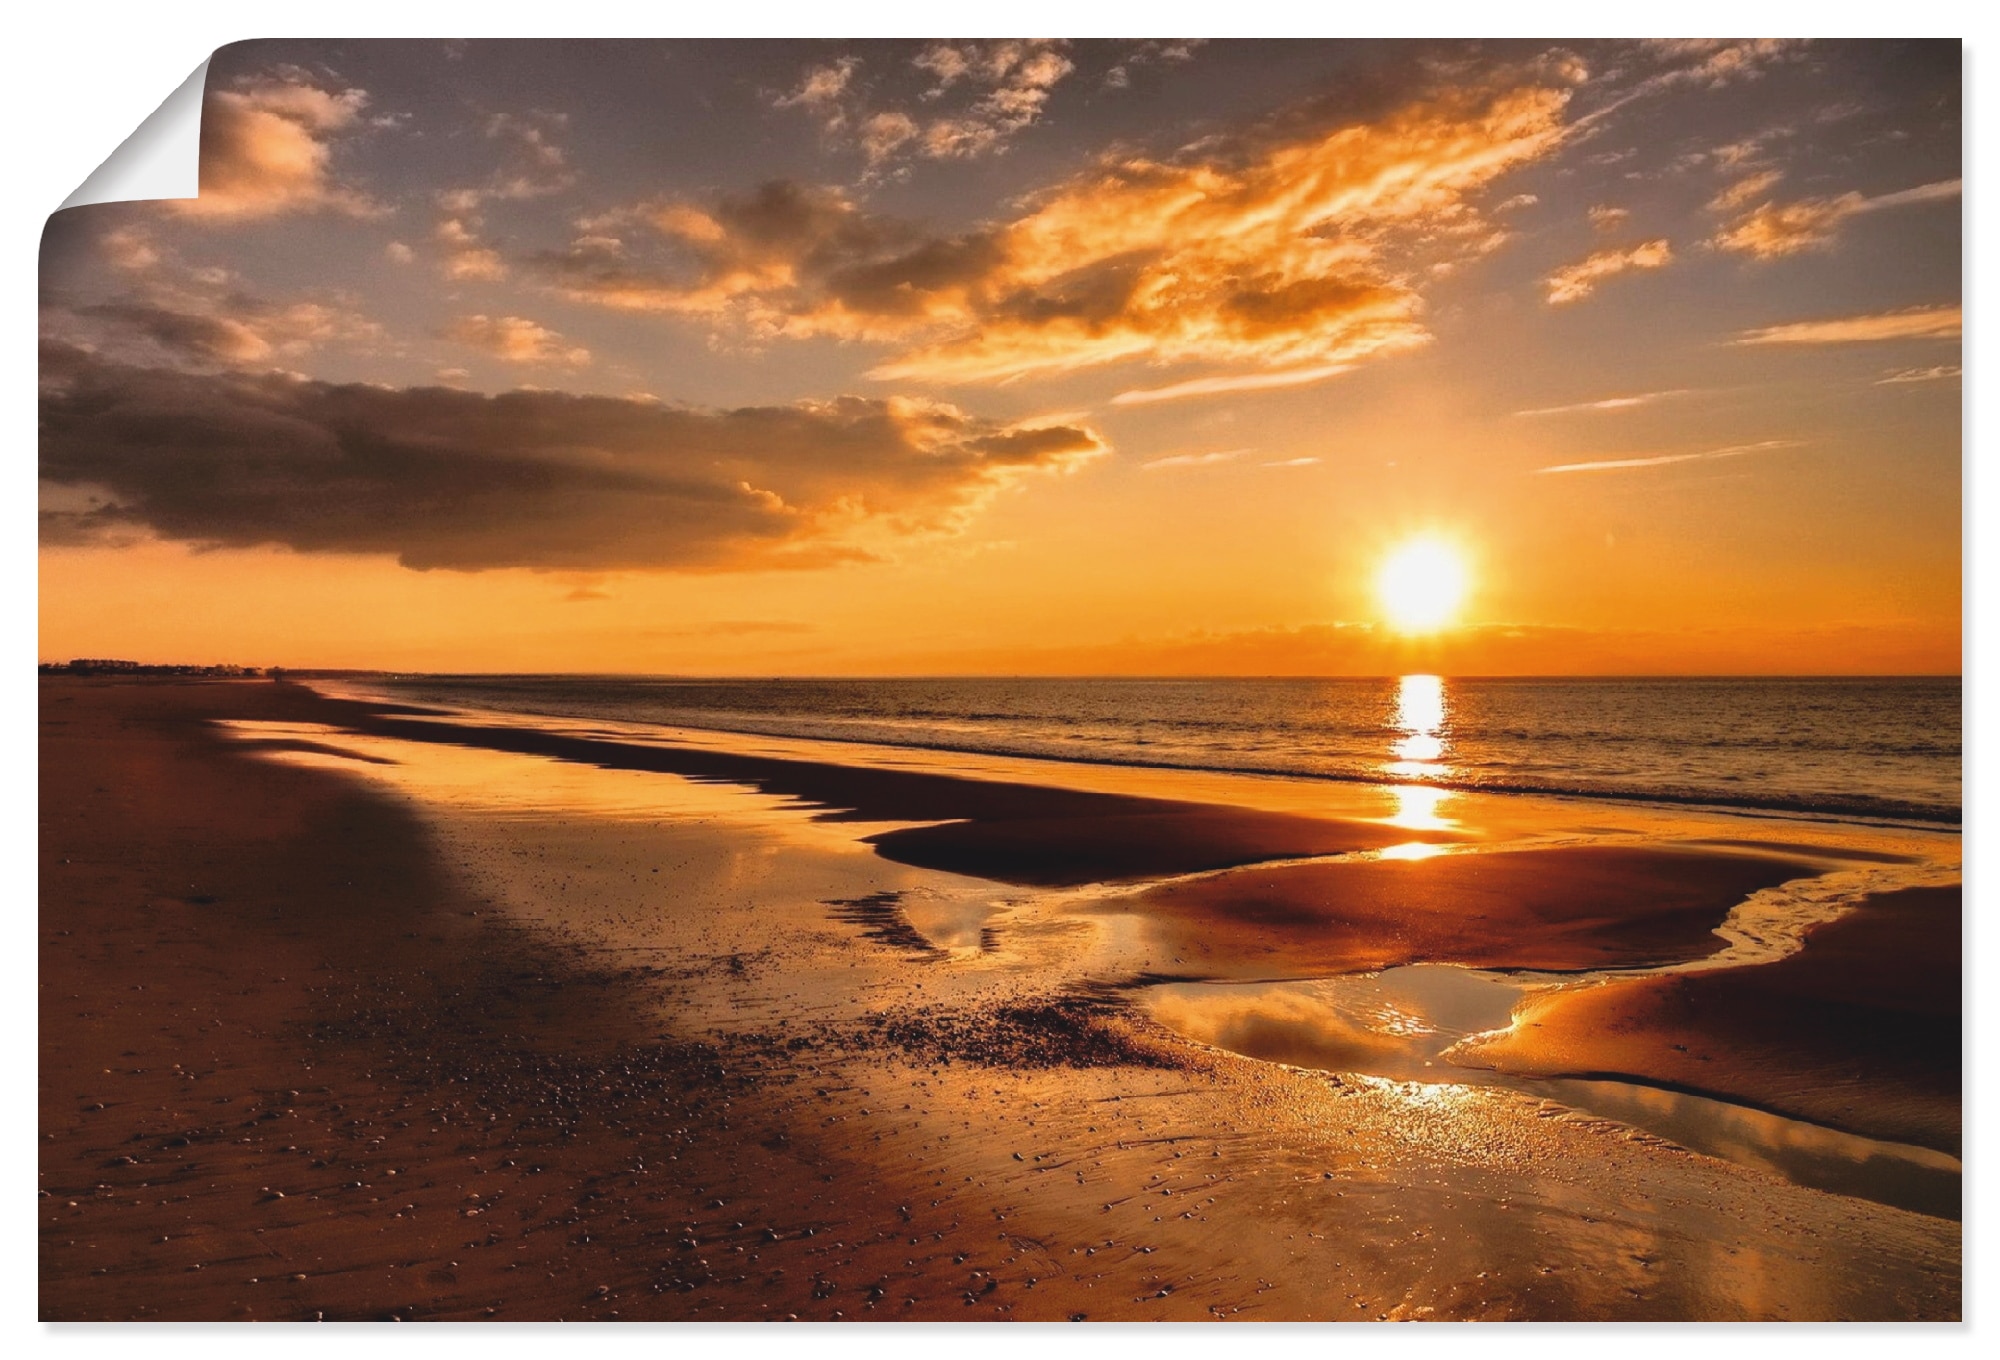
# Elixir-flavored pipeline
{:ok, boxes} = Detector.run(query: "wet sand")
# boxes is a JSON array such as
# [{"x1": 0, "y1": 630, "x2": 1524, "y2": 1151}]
[
  {"x1": 1094, "y1": 846, "x2": 1822, "y2": 980},
  {"x1": 1458, "y1": 886, "x2": 1962, "y2": 1157},
  {"x1": 284, "y1": 691, "x2": 1443, "y2": 886},
  {"x1": 41, "y1": 678, "x2": 1962, "y2": 1320}
]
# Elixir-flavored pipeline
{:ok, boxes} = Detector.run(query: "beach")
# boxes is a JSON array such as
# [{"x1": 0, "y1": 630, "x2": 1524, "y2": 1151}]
[{"x1": 40, "y1": 676, "x2": 1962, "y2": 1321}]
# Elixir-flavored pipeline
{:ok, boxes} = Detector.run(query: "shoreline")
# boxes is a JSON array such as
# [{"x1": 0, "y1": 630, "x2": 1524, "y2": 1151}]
[
  {"x1": 323, "y1": 675, "x2": 1964, "y2": 829},
  {"x1": 41, "y1": 677, "x2": 1962, "y2": 1320}
]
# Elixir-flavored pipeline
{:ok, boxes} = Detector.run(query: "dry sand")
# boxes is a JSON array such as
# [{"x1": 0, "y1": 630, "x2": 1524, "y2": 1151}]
[{"x1": 40, "y1": 678, "x2": 1961, "y2": 1321}]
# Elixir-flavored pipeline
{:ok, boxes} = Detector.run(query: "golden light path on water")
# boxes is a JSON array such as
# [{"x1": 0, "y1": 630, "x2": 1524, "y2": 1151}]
[{"x1": 1383, "y1": 673, "x2": 1455, "y2": 853}]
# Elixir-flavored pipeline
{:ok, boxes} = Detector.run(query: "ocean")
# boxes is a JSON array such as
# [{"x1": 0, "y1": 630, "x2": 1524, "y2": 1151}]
[{"x1": 348, "y1": 675, "x2": 1962, "y2": 827}]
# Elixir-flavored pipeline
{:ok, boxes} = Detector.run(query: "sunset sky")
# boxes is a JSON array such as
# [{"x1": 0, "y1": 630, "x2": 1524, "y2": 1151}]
[{"x1": 38, "y1": 39, "x2": 1962, "y2": 674}]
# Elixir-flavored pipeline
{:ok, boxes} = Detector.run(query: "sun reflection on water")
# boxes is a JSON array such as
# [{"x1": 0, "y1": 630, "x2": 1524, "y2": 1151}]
[{"x1": 1384, "y1": 674, "x2": 1458, "y2": 828}]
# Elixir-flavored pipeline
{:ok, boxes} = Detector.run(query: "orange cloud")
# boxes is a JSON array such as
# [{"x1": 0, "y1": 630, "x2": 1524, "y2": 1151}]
[
  {"x1": 1536, "y1": 439, "x2": 1801, "y2": 475},
  {"x1": 551, "y1": 79, "x2": 1572, "y2": 388},
  {"x1": 1731, "y1": 305, "x2": 1961, "y2": 346},
  {"x1": 1711, "y1": 178, "x2": 1960, "y2": 259},
  {"x1": 1543, "y1": 239, "x2": 1672, "y2": 304},
  {"x1": 442, "y1": 314, "x2": 591, "y2": 367},
  {"x1": 178, "y1": 72, "x2": 379, "y2": 221},
  {"x1": 435, "y1": 217, "x2": 508, "y2": 281},
  {"x1": 1513, "y1": 389, "x2": 1688, "y2": 417}
]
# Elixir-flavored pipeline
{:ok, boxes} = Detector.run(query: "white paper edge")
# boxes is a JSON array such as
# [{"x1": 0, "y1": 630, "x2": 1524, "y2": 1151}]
[{"x1": 57, "y1": 59, "x2": 208, "y2": 211}]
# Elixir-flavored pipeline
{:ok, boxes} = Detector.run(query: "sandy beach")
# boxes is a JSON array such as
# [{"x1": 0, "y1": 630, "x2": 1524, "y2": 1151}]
[{"x1": 40, "y1": 677, "x2": 1962, "y2": 1321}]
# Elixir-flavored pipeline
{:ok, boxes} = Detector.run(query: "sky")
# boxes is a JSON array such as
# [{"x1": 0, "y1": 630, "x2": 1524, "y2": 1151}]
[{"x1": 37, "y1": 38, "x2": 1962, "y2": 675}]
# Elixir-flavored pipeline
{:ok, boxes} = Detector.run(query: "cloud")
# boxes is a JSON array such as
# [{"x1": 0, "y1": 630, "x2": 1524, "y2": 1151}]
[
  {"x1": 385, "y1": 241, "x2": 415, "y2": 265},
  {"x1": 436, "y1": 217, "x2": 508, "y2": 280},
  {"x1": 99, "y1": 228, "x2": 162, "y2": 272},
  {"x1": 480, "y1": 111, "x2": 576, "y2": 200},
  {"x1": 38, "y1": 344, "x2": 1105, "y2": 573},
  {"x1": 1536, "y1": 439, "x2": 1801, "y2": 474},
  {"x1": 1612, "y1": 40, "x2": 1808, "y2": 103},
  {"x1": 76, "y1": 297, "x2": 381, "y2": 367},
  {"x1": 1877, "y1": 365, "x2": 1961, "y2": 385},
  {"x1": 1710, "y1": 178, "x2": 1960, "y2": 259},
  {"x1": 1102, "y1": 40, "x2": 1202, "y2": 90},
  {"x1": 1262, "y1": 457, "x2": 1320, "y2": 468},
  {"x1": 1731, "y1": 305, "x2": 1960, "y2": 346},
  {"x1": 1110, "y1": 364, "x2": 1354, "y2": 406},
  {"x1": 1587, "y1": 205, "x2": 1629, "y2": 231},
  {"x1": 1708, "y1": 168, "x2": 1785, "y2": 214},
  {"x1": 1141, "y1": 448, "x2": 1250, "y2": 471},
  {"x1": 1513, "y1": 389, "x2": 1688, "y2": 417},
  {"x1": 442, "y1": 314, "x2": 591, "y2": 367},
  {"x1": 564, "y1": 75, "x2": 1571, "y2": 390},
  {"x1": 1543, "y1": 239, "x2": 1672, "y2": 304},
  {"x1": 777, "y1": 42, "x2": 1078, "y2": 170},
  {"x1": 775, "y1": 56, "x2": 859, "y2": 125},
  {"x1": 177, "y1": 71, "x2": 381, "y2": 221}
]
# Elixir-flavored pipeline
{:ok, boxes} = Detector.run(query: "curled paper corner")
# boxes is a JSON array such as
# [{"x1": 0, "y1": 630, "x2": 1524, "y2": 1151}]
[{"x1": 59, "y1": 59, "x2": 209, "y2": 211}]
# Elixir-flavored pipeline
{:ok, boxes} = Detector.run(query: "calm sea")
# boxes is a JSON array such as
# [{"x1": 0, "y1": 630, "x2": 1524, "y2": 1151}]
[{"x1": 349, "y1": 675, "x2": 1962, "y2": 826}]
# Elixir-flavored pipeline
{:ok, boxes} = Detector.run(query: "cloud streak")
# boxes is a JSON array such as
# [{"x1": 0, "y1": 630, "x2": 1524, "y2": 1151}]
[
  {"x1": 1731, "y1": 305, "x2": 1960, "y2": 346},
  {"x1": 1711, "y1": 178, "x2": 1960, "y2": 259},
  {"x1": 1543, "y1": 239, "x2": 1672, "y2": 304},
  {"x1": 1141, "y1": 449, "x2": 1250, "y2": 471},
  {"x1": 1513, "y1": 389, "x2": 1689, "y2": 417},
  {"x1": 38, "y1": 344, "x2": 1105, "y2": 572},
  {"x1": 1536, "y1": 439, "x2": 1801, "y2": 475}
]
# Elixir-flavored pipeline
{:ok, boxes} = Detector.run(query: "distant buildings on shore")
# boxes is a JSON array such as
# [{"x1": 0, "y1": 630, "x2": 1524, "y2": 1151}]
[{"x1": 38, "y1": 659, "x2": 274, "y2": 678}]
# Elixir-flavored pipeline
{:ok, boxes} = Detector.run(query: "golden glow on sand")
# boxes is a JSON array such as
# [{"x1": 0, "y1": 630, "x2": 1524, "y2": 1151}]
[{"x1": 1378, "y1": 539, "x2": 1470, "y2": 633}]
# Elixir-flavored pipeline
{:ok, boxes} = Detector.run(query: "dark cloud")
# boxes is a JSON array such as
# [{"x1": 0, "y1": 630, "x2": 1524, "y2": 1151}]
[{"x1": 38, "y1": 344, "x2": 1104, "y2": 572}]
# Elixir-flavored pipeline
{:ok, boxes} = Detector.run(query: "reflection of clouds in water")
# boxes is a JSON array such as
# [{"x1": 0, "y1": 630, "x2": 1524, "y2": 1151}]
[
  {"x1": 1149, "y1": 987, "x2": 1412, "y2": 1073},
  {"x1": 1147, "y1": 967, "x2": 1528, "y2": 1082},
  {"x1": 1539, "y1": 1078, "x2": 1961, "y2": 1220}
]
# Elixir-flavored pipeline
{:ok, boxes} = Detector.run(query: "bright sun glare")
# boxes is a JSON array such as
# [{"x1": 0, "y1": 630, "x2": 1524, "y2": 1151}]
[{"x1": 1378, "y1": 539, "x2": 1469, "y2": 633}]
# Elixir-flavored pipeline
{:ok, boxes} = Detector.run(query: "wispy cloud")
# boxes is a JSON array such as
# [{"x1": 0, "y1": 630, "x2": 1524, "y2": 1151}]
[
  {"x1": 1731, "y1": 305, "x2": 1960, "y2": 346},
  {"x1": 1141, "y1": 448, "x2": 1251, "y2": 471},
  {"x1": 1111, "y1": 364, "x2": 1354, "y2": 407},
  {"x1": 774, "y1": 41, "x2": 1077, "y2": 172},
  {"x1": 1543, "y1": 240, "x2": 1673, "y2": 305},
  {"x1": 1513, "y1": 389, "x2": 1689, "y2": 417},
  {"x1": 1262, "y1": 457, "x2": 1321, "y2": 468},
  {"x1": 1877, "y1": 365, "x2": 1962, "y2": 385},
  {"x1": 1536, "y1": 439, "x2": 1801, "y2": 475},
  {"x1": 1711, "y1": 178, "x2": 1960, "y2": 259}
]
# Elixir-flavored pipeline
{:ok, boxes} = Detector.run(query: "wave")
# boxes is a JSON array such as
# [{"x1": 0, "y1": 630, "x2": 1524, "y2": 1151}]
[{"x1": 349, "y1": 676, "x2": 1962, "y2": 829}]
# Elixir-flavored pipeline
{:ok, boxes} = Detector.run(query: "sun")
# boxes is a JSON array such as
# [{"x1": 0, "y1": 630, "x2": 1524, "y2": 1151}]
[{"x1": 1377, "y1": 538, "x2": 1470, "y2": 633}]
